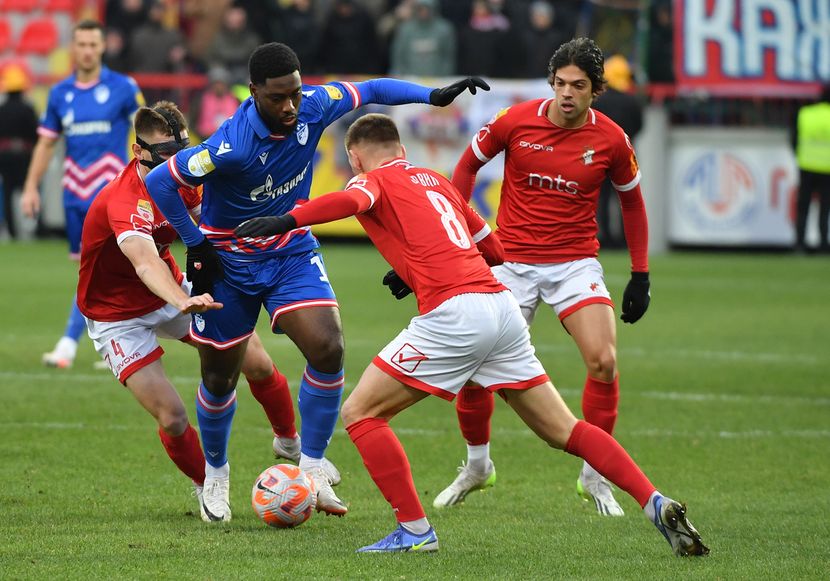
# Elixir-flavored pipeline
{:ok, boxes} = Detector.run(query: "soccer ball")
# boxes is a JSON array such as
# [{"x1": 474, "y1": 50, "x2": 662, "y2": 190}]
[{"x1": 251, "y1": 464, "x2": 317, "y2": 528}]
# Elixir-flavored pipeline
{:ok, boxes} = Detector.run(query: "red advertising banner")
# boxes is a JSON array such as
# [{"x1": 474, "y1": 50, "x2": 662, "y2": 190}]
[{"x1": 674, "y1": 0, "x2": 828, "y2": 96}]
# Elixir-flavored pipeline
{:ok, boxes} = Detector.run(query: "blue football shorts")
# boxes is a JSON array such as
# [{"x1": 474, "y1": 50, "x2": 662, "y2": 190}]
[{"x1": 189, "y1": 250, "x2": 339, "y2": 349}]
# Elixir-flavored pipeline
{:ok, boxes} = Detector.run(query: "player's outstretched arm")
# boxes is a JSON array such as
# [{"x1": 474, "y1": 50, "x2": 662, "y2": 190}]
[
  {"x1": 119, "y1": 235, "x2": 222, "y2": 314},
  {"x1": 234, "y1": 189, "x2": 371, "y2": 238},
  {"x1": 353, "y1": 77, "x2": 489, "y2": 108}
]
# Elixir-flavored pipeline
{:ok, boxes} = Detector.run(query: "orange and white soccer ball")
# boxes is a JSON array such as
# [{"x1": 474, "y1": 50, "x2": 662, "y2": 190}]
[{"x1": 252, "y1": 464, "x2": 317, "y2": 528}]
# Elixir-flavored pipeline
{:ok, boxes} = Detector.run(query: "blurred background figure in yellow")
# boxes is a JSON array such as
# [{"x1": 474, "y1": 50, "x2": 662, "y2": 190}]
[
  {"x1": 593, "y1": 54, "x2": 643, "y2": 249},
  {"x1": 0, "y1": 63, "x2": 38, "y2": 241}
]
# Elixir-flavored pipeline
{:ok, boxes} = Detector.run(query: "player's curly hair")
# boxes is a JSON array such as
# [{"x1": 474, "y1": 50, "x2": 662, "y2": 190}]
[
  {"x1": 344, "y1": 113, "x2": 401, "y2": 150},
  {"x1": 548, "y1": 38, "x2": 606, "y2": 94},
  {"x1": 134, "y1": 101, "x2": 187, "y2": 139},
  {"x1": 249, "y1": 43, "x2": 301, "y2": 86}
]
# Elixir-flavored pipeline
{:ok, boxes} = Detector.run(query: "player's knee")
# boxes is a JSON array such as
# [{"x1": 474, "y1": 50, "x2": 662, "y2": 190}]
[
  {"x1": 157, "y1": 406, "x2": 189, "y2": 436},
  {"x1": 307, "y1": 333, "x2": 345, "y2": 372},
  {"x1": 241, "y1": 349, "x2": 273, "y2": 381},
  {"x1": 586, "y1": 349, "x2": 617, "y2": 382},
  {"x1": 201, "y1": 370, "x2": 237, "y2": 396},
  {"x1": 340, "y1": 397, "x2": 367, "y2": 426}
]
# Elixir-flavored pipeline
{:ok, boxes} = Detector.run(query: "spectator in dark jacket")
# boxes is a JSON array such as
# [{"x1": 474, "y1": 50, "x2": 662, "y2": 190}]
[{"x1": 319, "y1": 0, "x2": 382, "y2": 74}]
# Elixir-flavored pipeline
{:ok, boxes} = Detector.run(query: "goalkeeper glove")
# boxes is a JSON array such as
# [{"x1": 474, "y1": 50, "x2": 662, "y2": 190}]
[
  {"x1": 620, "y1": 271, "x2": 650, "y2": 324},
  {"x1": 382, "y1": 269, "x2": 412, "y2": 300},
  {"x1": 430, "y1": 77, "x2": 490, "y2": 106},
  {"x1": 186, "y1": 238, "x2": 224, "y2": 296},
  {"x1": 234, "y1": 215, "x2": 297, "y2": 238}
]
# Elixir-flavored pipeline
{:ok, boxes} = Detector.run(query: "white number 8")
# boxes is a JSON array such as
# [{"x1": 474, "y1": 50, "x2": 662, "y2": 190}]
[{"x1": 426, "y1": 190, "x2": 471, "y2": 249}]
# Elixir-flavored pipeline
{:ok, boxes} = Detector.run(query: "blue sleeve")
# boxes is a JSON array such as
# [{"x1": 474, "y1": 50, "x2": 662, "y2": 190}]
[
  {"x1": 353, "y1": 78, "x2": 432, "y2": 107},
  {"x1": 145, "y1": 161, "x2": 204, "y2": 246},
  {"x1": 40, "y1": 88, "x2": 62, "y2": 135},
  {"x1": 124, "y1": 76, "x2": 144, "y2": 117}
]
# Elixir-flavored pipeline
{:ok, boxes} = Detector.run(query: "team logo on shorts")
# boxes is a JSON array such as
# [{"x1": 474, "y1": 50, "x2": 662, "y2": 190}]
[
  {"x1": 194, "y1": 313, "x2": 206, "y2": 332},
  {"x1": 391, "y1": 343, "x2": 428, "y2": 374}
]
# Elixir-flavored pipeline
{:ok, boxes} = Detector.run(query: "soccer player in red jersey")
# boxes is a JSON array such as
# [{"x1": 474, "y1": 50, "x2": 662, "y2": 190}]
[
  {"x1": 234, "y1": 113, "x2": 707, "y2": 556},
  {"x1": 429, "y1": 38, "x2": 651, "y2": 515},
  {"x1": 77, "y1": 102, "x2": 338, "y2": 520}
]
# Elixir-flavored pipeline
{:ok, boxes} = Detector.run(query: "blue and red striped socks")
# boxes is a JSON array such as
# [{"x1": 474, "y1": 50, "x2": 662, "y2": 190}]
[{"x1": 195, "y1": 383, "x2": 237, "y2": 468}]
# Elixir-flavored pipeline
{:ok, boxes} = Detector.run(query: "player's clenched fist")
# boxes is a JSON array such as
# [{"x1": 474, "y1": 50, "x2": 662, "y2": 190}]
[{"x1": 620, "y1": 271, "x2": 650, "y2": 324}]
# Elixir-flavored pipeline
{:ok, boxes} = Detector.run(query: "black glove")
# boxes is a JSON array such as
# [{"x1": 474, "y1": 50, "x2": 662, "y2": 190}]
[
  {"x1": 429, "y1": 77, "x2": 490, "y2": 107},
  {"x1": 620, "y1": 271, "x2": 650, "y2": 324},
  {"x1": 382, "y1": 269, "x2": 412, "y2": 300},
  {"x1": 234, "y1": 214, "x2": 297, "y2": 238},
  {"x1": 186, "y1": 238, "x2": 224, "y2": 295}
]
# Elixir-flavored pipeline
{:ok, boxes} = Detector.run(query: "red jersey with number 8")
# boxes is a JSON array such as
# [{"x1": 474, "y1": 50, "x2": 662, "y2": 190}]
[{"x1": 346, "y1": 158, "x2": 506, "y2": 314}]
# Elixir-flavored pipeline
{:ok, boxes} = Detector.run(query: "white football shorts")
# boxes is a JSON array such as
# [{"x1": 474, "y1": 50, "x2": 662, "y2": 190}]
[
  {"x1": 491, "y1": 258, "x2": 614, "y2": 325},
  {"x1": 374, "y1": 291, "x2": 549, "y2": 400},
  {"x1": 85, "y1": 282, "x2": 191, "y2": 384}
]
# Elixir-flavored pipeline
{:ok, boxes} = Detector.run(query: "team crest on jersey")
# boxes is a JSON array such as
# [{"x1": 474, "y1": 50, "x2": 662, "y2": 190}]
[
  {"x1": 583, "y1": 146, "x2": 595, "y2": 165},
  {"x1": 136, "y1": 199, "x2": 154, "y2": 221},
  {"x1": 65, "y1": 91, "x2": 74, "y2": 103},
  {"x1": 94, "y1": 84, "x2": 110, "y2": 104},
  {"x1": 188, "y1": 149, "x2": 216, "y2": 177},
  {"x1": 296, "y1": 122, "x2": 309, "y2": 145},
  {"x1": 194, "y1": 314, "x2": 206, "y2": 332},
  {"x1": 324, "y1": 85, "x2": 343, "y2": 100}
]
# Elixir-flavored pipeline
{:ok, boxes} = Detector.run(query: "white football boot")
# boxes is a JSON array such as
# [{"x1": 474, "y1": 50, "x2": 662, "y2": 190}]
[
  {"x1": 273, "y1": 436, "x2": 341, "y2": 486},
  {"x1": 42, "y1": 337, "x2": 77, "y2": 369},
  {"x1": 577, "y1": 463, "x2": 625, "y2": 516},
  {"x1": 200, "y1": 466, "x2": 231, "y2": 522},
  {"x1": 305, "y1": 466, "x2": 347, "y2": 516},
  {"x1": 433, "y1": 460, "x2": 496, "y2": 508}
]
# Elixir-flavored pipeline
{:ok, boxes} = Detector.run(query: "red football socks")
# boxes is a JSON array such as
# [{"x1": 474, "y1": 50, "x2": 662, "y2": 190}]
[
  {"x1": 346, "y1": 417, "x2": 426, "y2": 522},
  {"x1": 582, "y1": 374, "x2": 619, "y2": 435},
  {"x1": 565, "y1": 420, "x2": 655, "y2": 507},
  {"x1": 247, "y1": 365, "x2": 298, "y2": 439},
  {"x1": 456, "y1": 383, "x2": 495, "y2": 445},
  {"x1": 158, "y1": 423, "x2": 205, "y2": 486}
]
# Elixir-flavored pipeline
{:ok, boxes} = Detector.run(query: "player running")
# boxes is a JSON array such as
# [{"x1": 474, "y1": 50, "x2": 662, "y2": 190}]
[
  {"x1": 427, "y1": 37, "x2": 651, "y2": 515},
  {"x1": 233, "y1": 113, "x2": 708, "y2": 556},
  {"x1": 21, "y1": 20, "x2": 143, "y2": 369},
  {"x1": 144, "y1": 42, "x2": 489, "y2": 521},
  {"x1": 78, "y1": 102, "x2": 336, "y2": 520}
]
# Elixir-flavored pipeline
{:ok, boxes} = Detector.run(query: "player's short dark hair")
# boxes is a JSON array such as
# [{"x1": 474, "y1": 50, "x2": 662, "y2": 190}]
[
  {"x1": 344, "y1": 113, "x2": 401, "y2": 150},
  {"x1": 249, "y1": 43, "x2": 301, "y2": 86},
  {"x1": 134, "y1": 101, "x2": 187, "y2": 139},
  {"x1": 73, "y1": 19, "x2": 104, "y2": 38},
  {"x1": 548, "y1": 37, "x2": 606, "y2": 94}
]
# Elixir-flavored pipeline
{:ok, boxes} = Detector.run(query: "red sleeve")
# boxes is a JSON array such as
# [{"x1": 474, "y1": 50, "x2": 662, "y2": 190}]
[
  {"x1": 288, "y1": 188, "x2": 373, "y2": 228},
  {"x1": 110, "y1": 190, "x2": 154, "y2": 241},
  {"x1": 618, "y1": 183, "x2": 649, "y2": 272},
  {"x1": 451, "y1": 145, "x2": 485, "y2": 202},
  {"x1": 462, "y1": 202, "x2": 504, "y2": 266}
]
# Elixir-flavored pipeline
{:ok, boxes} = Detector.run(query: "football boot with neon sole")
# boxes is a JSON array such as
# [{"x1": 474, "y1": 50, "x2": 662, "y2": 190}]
[
  {"x1": 433, "y1": 460, "x2": 496, "y2": 508},
  {"x1": 357, "y1": 525, "x2": 439, "y2": 553},
  {"x1": 577, "y1": 466, "x2": 625, "y2": 516}
]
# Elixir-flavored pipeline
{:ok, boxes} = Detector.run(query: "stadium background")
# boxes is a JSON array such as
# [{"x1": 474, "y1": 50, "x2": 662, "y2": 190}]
[{"x1": 0, "y1": 0, "x2": 826, "y2": 248}]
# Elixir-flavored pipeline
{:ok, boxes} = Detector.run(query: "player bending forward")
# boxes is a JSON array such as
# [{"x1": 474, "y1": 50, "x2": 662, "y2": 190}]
[
  {"x1": 77, "y1": 102, "x2": 338, "y2": 520},
  {"x1": 234, "y1": 113, "x2": 709, "y2": 556}
]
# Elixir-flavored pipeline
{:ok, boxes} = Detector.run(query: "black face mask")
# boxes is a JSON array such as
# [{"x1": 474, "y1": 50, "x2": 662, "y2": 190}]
[{"x1": 137, "y1": 108, "x2": 190, "y2": 169}]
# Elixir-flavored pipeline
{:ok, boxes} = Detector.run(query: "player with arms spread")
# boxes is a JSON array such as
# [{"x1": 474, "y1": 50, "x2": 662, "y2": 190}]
[
  {"x1": 78, "y1": 102, "x2": 332, "y2": 520},
  {"x1": 234, "y1": 113, "x2": 708, "y2": 556},
  {"x1": 428, "y1": 37, "x2": 651, "y2": 515},
  {"x1": 144, "y1": 42, "x2": 489, "y2": 520},
  {"x1": 21, "y1": 20, "x2": 144, "y2": 369}
]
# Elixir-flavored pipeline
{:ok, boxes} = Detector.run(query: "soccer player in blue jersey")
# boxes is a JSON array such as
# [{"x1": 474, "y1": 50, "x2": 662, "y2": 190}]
[
  {"x1": 145, "y1": 42, "x2": 488, "y2": 521},
  {"x1": 21, "y1": 20, "x2": 144, "y2": 369}
]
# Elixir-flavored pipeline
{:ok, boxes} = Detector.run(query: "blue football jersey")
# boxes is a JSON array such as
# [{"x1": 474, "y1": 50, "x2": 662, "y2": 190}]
[
  {"x1": 39, "y1": 66, "x2": 143, "y2": 206},
  {"x1": 149, "y1": 77, "x2": 432, "y2": 254}
]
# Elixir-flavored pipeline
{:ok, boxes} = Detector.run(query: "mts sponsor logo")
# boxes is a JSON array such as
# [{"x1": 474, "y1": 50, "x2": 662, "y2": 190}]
[{"x1": 528, "y1": 173, "x2": 579, "y2": 195}]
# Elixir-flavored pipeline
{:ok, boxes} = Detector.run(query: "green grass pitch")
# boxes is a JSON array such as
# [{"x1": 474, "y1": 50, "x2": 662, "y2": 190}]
[{"x1": 1, "y1": 240, "x2": 828, "y2": 579}]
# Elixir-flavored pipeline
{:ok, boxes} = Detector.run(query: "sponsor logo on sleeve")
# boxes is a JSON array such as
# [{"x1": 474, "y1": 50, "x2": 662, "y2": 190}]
[
  {"x1": 136, "y1": 199, "x2": 154, "y2": 221},
  {"x1": 324, "y1": 85, "x2": 343, "y2": 100},
  {"x1": 187, "y1": 149, "x2": 216, "y2": 177}
]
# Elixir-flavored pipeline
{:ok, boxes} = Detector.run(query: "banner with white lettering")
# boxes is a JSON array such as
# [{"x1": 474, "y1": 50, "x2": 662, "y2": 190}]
[
  {"x1": 676, "y1": 0, "x2": 830, "y2": 95},
  {"x1": 668, "y1": 128, "x2": 798, "y2": 245}
]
